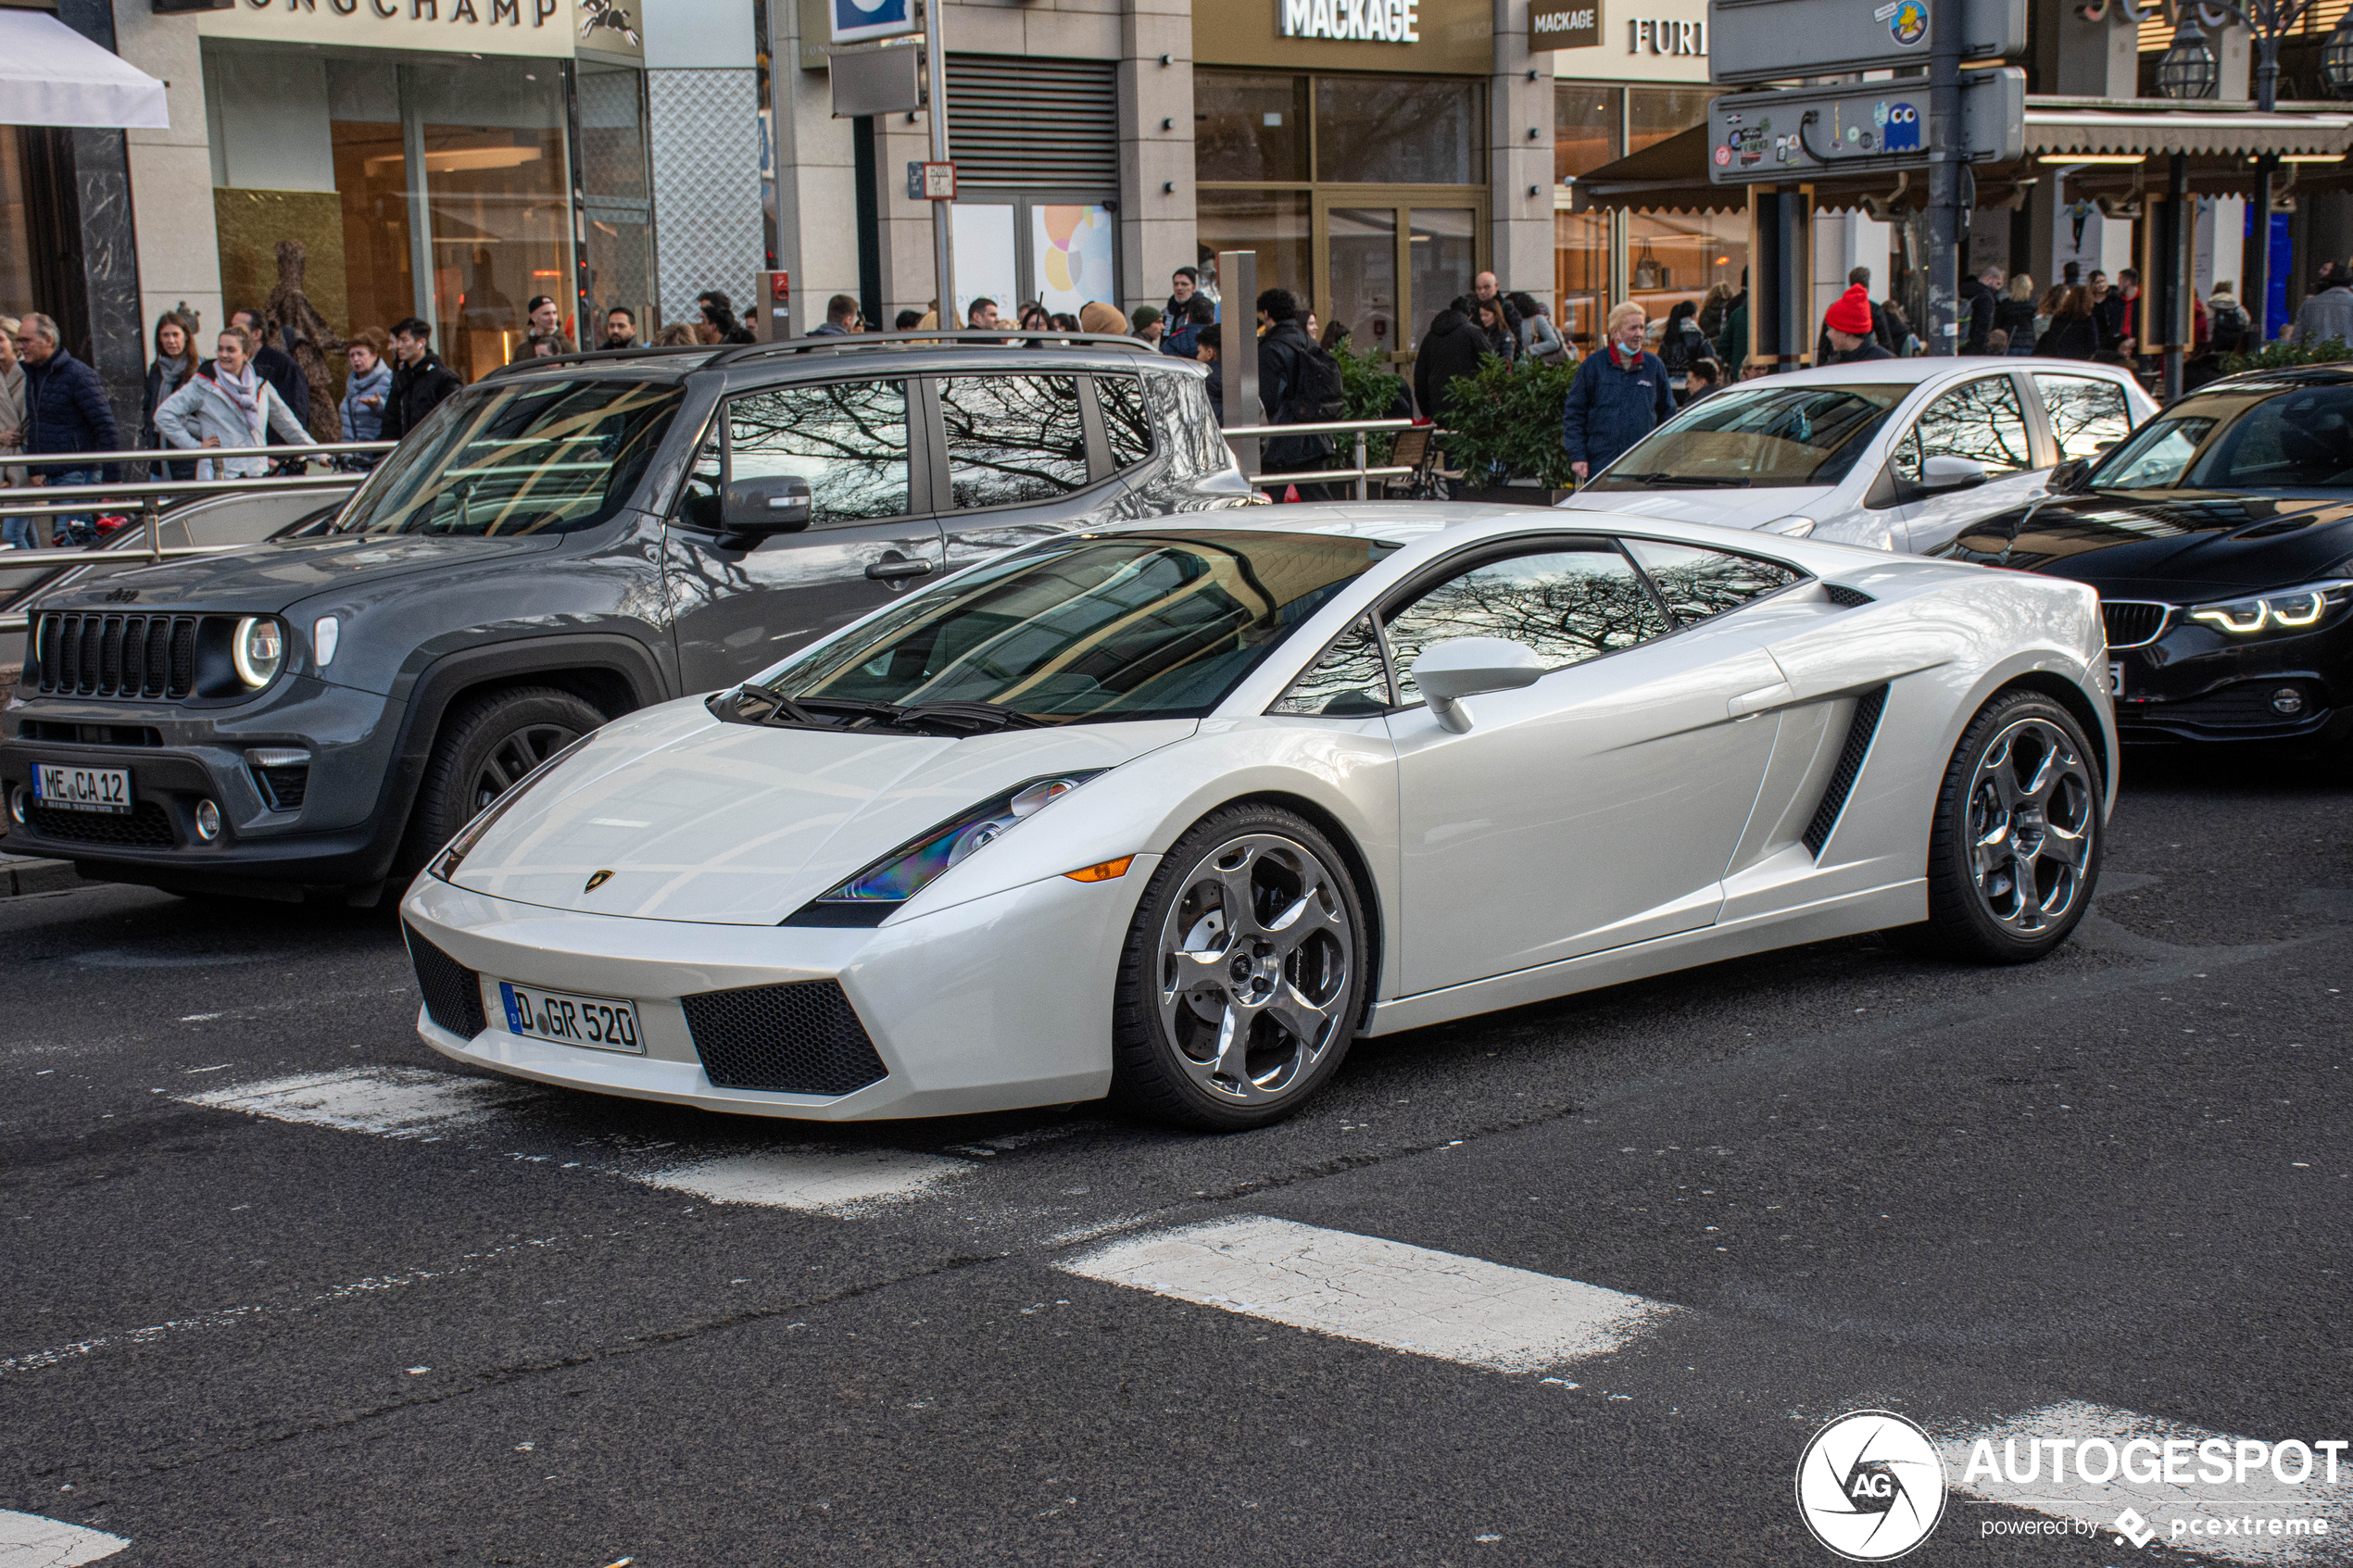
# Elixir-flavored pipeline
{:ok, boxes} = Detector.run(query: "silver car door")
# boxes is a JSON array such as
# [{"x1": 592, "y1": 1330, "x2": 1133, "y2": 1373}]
[
  {"x1": 1889, "y1": 371, "x2": 2044, "y2": 555},
  {"x1": 1383, "y1": 537, "x2": 1786, "y2": 997}
]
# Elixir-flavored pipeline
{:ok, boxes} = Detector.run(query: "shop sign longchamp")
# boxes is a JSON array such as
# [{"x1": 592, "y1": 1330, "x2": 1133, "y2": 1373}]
[{"x1": 1278, "y1": 0, "x2": 1421, "y2": 43}]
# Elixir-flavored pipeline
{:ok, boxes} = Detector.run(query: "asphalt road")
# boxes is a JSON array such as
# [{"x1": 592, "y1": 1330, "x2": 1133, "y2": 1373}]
[{"x1": 4, "y1": 745, "x2": 2350, "y2": 1567}]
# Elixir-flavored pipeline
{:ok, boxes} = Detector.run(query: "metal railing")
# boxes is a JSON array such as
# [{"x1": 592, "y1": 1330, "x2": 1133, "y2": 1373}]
[
  {"x1": 0, "y1": 443, "x2": 391, "y2": 635},
  {"x1": 1220, "y1": 418, "x2": 1421, "y2": 499}
]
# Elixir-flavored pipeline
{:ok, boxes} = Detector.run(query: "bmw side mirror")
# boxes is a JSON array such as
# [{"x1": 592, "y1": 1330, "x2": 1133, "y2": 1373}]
[
  {"x1": 720, "y1": 473, "x2": 814, "y2": 536},
  {"x1": 1919, "y1": 455, "x2": 1988, "y2": 493},
  {"x1": 1411, "y1": 637, "x2": 1549, "y2": 734}
]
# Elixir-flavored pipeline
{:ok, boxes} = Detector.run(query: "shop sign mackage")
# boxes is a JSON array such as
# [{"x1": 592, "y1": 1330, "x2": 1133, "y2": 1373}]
[{"x1": 1279, "y1": 0, "x2": 1422, "y2": 43}]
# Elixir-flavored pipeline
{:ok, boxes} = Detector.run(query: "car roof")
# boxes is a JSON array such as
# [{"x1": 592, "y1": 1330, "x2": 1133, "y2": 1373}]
[
  {"x1": 483, "y1": 331, "x2": 1175, "y2": 387},
  {"x1": 1736, "y1": 356, "x2": 2134, "y2": 389}
]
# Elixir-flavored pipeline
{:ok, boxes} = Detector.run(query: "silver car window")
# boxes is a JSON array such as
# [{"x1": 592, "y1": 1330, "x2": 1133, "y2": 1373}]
[
  {"x1": 1891, "y1": 375, "x2": 2032, "y2": 483},
  {"x1": 1384, "y1": 544, "x2": 1668, "y2": 704},
  {"x1": 2033, "y1": 373, "x2": 2132, "y2": 463}
]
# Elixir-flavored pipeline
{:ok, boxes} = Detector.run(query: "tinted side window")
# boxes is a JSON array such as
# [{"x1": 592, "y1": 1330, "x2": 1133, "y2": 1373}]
[
  {"x1": 1622, "y1": 538, "x2": 1805, "y2": 623},
  {"x1": 2034, "y1": 373, "x2": 2131, "y2": 462},
  {"x1": 942, "y1": 375, "x2": 1089, "y2": 508},
  {"x1": 1270, "y1": 614, "x2": 1391, "y2": 716},
  {"x1": 1892, "y1": 375, "x2": 2032, "y2": 483},
  {"x1": 726, "y1": 380, "x2": 911, "y2": 525},
  {"x1": 1099, "y1": 373, "x2": 1154, "y2": 471},
  {"x1": 1385, "y1": 544, "x2": 1669, "y2": 703}
]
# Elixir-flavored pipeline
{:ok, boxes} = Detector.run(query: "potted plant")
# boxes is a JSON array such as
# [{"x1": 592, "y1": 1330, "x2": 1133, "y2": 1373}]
[{"x1": 1437, "y1": 355, "x2": 1581, "y2": 503}]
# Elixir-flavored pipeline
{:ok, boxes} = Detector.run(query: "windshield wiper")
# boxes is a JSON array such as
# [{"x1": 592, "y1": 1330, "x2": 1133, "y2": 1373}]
[
  {"x1": 743, "y1": 691, "x2": 1047, "y2": 735},
  {"x1": 893, "y1": 700, "x2": 1048, "y2": 733},
  {"x1": 1615, "y1": 470, "x2": 1753, "y2": 489}
]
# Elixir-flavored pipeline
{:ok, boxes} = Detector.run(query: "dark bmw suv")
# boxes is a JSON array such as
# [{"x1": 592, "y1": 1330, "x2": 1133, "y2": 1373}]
[{"x1": 1, "y1": 334, "x2": 1250, "y2": 902}]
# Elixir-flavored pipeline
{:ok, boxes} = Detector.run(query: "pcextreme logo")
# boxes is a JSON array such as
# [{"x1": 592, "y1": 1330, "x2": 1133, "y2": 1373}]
[{"x1": 1796, "y1": 1410, "x2": 1949, "y2": 1561}]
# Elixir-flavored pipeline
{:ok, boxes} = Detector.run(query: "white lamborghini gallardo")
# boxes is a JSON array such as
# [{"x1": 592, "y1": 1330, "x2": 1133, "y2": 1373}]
[{"x1": 400, "y1": 505, "x2": 2113, "y2": 1130}]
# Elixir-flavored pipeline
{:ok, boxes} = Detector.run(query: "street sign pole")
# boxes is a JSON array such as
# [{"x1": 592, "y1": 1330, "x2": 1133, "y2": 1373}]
[
  {"x1": 1926, "y1": 0, "x2": 1963, "y2": 355},
  {"x1": 923, "y1": 0, "x2": 955, "y2": 326}
]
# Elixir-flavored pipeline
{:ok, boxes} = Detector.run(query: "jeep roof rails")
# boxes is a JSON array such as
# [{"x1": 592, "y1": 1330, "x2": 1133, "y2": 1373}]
[{"x1": 489, "y1": 330, "x2": 1156, "y2": 379}]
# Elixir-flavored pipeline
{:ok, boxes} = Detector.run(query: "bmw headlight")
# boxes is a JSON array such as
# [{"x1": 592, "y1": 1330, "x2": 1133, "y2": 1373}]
[
  {"x1": 796, "y1": 771, "x2": 1103, "y2": 922},
  {"x1": 432, "y1": 731, "x2": 598, "y2": 882},
  {"x1": 2185, "y1": 580, "x2": 2352, "y2": 637},
  {"x1": 232, "y1": 616, "x2": 285, "y2": 687}
]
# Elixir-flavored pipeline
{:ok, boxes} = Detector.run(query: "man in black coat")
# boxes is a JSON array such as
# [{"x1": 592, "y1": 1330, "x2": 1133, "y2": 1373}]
[
  {"x1": 1413, "y1": 305, "x2": 1487, "y2": 424},
  {"x1": 1959, "y1": 267, "x2": 2000, "y2": 355},
  {"x1": 381, "y1": 316, "x2": 465, "y2": 442},
  {"x1": 16, "y1": 312, "x2": 120, "y2": 545},
  {"x1": 1255, "y1": 288, "x2": 1339, "y2": 499},
  {"x1": 228, "y1": 308, "x2": 312, "y2": 444}
]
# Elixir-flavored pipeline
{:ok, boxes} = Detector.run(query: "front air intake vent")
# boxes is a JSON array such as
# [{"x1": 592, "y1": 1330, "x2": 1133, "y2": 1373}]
[
  {"x1": 404, "y1": 924, "x2": 487, "y2": 1039},
  {"x1": 32, "y1": 612, "x2": 204, "y2": 698},
  {"x1": 681, "y1": 980, "x2": 889, "y2": 1097},
  {"x1": 1802, "y1": 684, "x2": 1890, "y2": 859},
  {"x1": 1823, "y1": 583, "x2": 1874, "y2": 608}
]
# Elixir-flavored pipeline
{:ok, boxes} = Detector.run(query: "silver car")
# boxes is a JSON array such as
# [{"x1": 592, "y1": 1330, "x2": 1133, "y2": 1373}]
[{"x1": 1559, "y1": 358, "x2": 2158, "y2": 555}]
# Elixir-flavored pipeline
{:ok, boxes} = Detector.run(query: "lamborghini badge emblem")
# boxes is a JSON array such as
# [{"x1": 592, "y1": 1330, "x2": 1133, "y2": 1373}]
[{"x1": 585, "y1": 869, "x2": 614, "y2": 893}]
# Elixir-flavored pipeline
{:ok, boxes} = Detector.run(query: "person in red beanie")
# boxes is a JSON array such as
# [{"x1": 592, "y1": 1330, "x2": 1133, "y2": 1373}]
[{"x1": 1822, "y1": 284, "x2": 1894, "y2": 364}]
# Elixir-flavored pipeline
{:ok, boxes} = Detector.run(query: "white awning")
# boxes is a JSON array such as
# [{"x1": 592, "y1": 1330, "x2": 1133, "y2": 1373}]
[
  {"x1": 0, "y1": 11, "x2": 169, "y2": 130},
  {"x1": 2026, "y1": 106, "x2": 2353, "y2": 158}
]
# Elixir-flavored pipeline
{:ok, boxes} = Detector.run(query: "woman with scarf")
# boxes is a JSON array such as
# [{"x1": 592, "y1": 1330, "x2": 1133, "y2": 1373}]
[
  {"x1": 155, "y1": 325, "x2": 317, "y2": 480},
  {"x1": 340, "y1": 327, "x2": 394, "y2": 471},
  {"x1": 141, "y1": 312, "x2": 201, "y2": 481}
]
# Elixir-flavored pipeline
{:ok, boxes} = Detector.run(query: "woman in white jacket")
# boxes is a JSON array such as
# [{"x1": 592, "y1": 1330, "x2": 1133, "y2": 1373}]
[{"x1": 154, "y1": 326, "x2": 316, "y2": 480}]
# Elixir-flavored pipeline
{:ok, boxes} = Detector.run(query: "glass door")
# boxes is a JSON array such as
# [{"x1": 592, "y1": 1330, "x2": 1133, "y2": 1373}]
[{"x1": 1313, "y1": 193, "x2": 1487, "y2": 358}]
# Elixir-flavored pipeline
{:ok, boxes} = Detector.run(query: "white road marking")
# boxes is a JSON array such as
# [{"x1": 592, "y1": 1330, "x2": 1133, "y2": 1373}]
[
  {"x1": 1944, "y1": 1401, "x2": 2353, "y2": 1562},
  {"x1": 177, "y1": 1068, "x2": 974, "y2": 1214},
  {"x1": 182, "y1": 1066, "x2": 536, "y2": 1137},
  {"x1": 643, "y1": 1150, "x2": 970, "y2": 1214},
  {"x1": 1062, "y1": 1216, "x2": 1678, "y2": 1373},
  {"x1": 0, "y1": 1509, "x2": 128, "y2": 1566}
]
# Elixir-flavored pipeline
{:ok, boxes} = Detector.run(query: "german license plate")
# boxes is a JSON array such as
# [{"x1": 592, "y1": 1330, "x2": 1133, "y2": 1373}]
[
  {"x1": 497, "y1": 981, "x2": 644, "y2": 1055},
  {"x1": 2108, "y1": 660, "x2": 2124, "y2": 700},
  {"x1": 31, "y1": 761, "x2": 132, "y2": 814}
]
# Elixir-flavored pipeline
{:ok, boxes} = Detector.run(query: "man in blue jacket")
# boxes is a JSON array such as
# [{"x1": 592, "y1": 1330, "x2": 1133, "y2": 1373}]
[
  {"x1": 14, "y1": 313, "x2": 120, "y2": 546},
  {"x1": 1562, "y1": 301, "x2": 1674, "y2": 483}
]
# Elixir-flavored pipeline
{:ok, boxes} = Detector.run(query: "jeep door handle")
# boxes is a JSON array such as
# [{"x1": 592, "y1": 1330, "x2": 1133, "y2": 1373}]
[{"x1": 865, "y1": 558, "x2": 935, "y2": 581}]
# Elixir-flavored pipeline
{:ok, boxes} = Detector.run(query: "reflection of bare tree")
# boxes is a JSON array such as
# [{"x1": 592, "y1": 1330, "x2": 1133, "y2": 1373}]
[
  {"x1": 941, "y1": 376, "x2": 1088, "y2": 508},
  {"x1": 1899, "y1": 380, "x2": 2031, "y2": 480},
  {"x1": 729, "y1": 381, "x2": 909, "y2": 522},
  {"x1": 1388, "y1": 552, "x2": 1667, "y2": 697},
  {"x1": 2037, "y1": 379, "x2": 2128, "y2": 462},
  {"x1": 1273, "y1": 616, "x2": 1390, "y2": 715},
  {"x1": 1315, "y1": 79, "x2": 1475, "y2": 183},
  {"x1": 1635, "y1": 549, "x2": 1800, "y2": 622},
  {"x1": 1100, "y1": 374, "x2": 1154, "y2": 470}
]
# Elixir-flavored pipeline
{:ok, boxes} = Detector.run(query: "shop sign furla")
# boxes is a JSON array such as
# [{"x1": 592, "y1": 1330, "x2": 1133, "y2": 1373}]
[{"x1": 1279, "y1": 0, "x2": 1421, "y2": 44}]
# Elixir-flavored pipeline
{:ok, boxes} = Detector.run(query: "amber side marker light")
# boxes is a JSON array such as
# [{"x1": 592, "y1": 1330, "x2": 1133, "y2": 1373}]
[{"x1": 1063, "y1": 856, "x2": 1136, "y2": 883}]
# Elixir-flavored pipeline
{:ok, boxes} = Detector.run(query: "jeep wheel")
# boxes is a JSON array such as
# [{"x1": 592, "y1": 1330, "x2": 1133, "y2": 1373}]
[{"x1": 400, "y1": 686, "x2": 604, "y2": 874}]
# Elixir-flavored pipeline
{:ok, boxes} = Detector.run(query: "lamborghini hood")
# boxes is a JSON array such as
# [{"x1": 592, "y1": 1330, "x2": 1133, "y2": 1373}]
[{"x1": 442, "y1": 698, "x2": 1195, "y2": 925}]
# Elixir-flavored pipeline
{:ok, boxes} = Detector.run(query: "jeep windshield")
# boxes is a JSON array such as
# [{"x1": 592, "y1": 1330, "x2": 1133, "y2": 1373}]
[
  {"x1": 334, "y1": 377, "x2": 685, "y2": 537},
  {"x1": 1583, "y1": 383, "x2": 1905, "y2": 491},
  {"x1": 745, "y1": 531, "x2": 1396, "y2": 726}
]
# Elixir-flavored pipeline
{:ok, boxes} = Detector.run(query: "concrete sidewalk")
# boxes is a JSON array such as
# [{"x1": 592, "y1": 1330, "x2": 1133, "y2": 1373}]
[{"x1": 0, "y1": 851, "x2": 78, "y2": 897}]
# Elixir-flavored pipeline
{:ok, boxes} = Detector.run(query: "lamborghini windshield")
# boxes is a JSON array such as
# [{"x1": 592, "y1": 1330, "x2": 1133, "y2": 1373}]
[
  {"x1": 754, "y1": 531, "x2": 1395, "y2": 725},
  {"x1": 336, "y1": 377, "x2": 684, "y2": 536},
  {"x1": 1584, "y1": 383, "x2": 1906, "y2": 491}
]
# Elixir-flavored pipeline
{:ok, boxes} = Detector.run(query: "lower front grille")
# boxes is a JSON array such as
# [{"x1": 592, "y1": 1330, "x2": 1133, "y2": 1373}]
[
  {"x1": 681, "y1": 979, "x2": 889, "y2": 1097},
  {"x1": 253, "y1": 764, "x2": 309, "y2": 811},
  {"x1": 404, "y1": 924, "x2": 488, "y2": 1038},
  {"x1": 26, "y1": 801, "x2": 176, "y2": 848},
  {"x1": 2141, "y1": 681, "x2": 2324, "y2": 728}
]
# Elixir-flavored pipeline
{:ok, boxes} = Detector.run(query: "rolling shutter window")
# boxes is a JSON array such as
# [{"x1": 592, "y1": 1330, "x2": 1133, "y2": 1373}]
[{"x1": 947, "y1": 55, "x2": 1119, "y2": 191}]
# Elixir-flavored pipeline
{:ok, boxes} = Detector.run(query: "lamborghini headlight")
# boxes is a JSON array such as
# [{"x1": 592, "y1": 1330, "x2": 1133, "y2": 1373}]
[
  {"x1": 2185, "y1": 580, "x2": 2352, "y2": 637},
  {"x1": 805, "y1": 771, "x2": 1104, "y2": 915},
  {"x1": 431, "y1": 731, "x2": 598, "y2": 882}
]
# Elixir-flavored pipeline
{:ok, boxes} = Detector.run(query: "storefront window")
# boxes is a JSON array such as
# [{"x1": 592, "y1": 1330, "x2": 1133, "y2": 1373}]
[
  {"x1": 1554, "y1": 85, "x2": 1624, "y2": 357},
  {"x1": 1628, "y1": 209, "x2": 1746, "y2": 335},
  {"x1": 410, "y1": 61, "x2": 573, "y2": 381},
  {"x1": 1327, "y1": 207, "x2": 1396, "y2": 350},
  {"x1": 1410, "y1": 207, "x2": 1476, "y2": 347},
  {"x1": 1195, "y1": 72, "x2": 1311, "y2": 183},
  {"x1": 1198, "y1": 189, "x2": 1312, "y2": 308},
  {"x1": 578, "y1": 61, "x2": 654, "y2": 341},
  {"x1": 1555, "y1": 85, "x2": 1622, "y2": 186},
  {"x1": 328, "y1": 62, "x2": 413, "y2": 342},
  {"x1": 1315, "y1": 76, "x2": 1480, "y2": 184},
  {"x1": 0, "y1": 130, "x2": 36, "y2": 316},
  {"x1": 1629, "y1": 85, "x2": 1718, "y2": 156}
]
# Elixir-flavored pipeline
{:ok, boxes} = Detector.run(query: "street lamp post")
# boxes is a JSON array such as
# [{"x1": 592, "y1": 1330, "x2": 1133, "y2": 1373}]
[{"x1": 923, "y1": 0, "x2": 955, "y2": 327}]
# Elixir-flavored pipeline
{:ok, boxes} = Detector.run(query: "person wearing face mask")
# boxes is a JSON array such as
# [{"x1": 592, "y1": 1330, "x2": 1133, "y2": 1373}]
[
  {"x1": 155, "y1": 326, "x2": 316, "y2": 481},
  {"x1": 1560, "y1": 301, "x2": 1674, "y2": 484}
]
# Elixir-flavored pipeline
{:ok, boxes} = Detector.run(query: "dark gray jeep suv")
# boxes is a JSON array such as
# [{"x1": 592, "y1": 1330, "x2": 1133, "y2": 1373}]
[{"x1": 1, "y1": 334, "x2": 1249, "y2": 902}]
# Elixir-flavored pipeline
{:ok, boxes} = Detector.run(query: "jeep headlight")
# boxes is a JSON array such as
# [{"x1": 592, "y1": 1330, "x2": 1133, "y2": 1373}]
[
  {"x1": 232, "y1": 616, "x2": 285, "y2": 687},
  {"x1": 793, "y1": 772, "x2": 1102, "y2": 923},
  {"x1": 2186, "y1": 580, "x2": 2351, "y2": 637}
]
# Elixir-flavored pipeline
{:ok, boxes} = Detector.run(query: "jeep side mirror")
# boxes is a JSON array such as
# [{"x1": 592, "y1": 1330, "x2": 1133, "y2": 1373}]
[
  {"x1": 1410, "y1": 636, "x2": 1549, "y2": 734},
  {"x1": 1919, "y1": 455, "x2": 1987, "y2": 493},
  {"x1": 720, "y1": 473, "x2": 813, "y2": 536}
]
